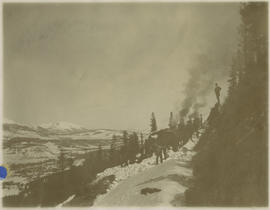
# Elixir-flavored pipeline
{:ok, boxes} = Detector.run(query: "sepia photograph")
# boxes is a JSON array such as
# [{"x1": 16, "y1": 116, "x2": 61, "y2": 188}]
[{"x1": 0, "y1": 1, "x2": 268, "y2": 207}]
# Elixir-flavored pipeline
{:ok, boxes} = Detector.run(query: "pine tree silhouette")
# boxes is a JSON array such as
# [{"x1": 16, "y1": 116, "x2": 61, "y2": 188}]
[
  {"x1": 168, "y1": 112, "x2": 176, "y2": 129},
  {"x1": 150, "y1": 112, "x2": 157, "y2": 132}
]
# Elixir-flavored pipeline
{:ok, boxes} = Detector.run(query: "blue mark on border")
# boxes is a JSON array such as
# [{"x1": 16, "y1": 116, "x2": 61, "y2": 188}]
[{"x1": 0, "y1": 166, "x2": 7, "y2": 180}]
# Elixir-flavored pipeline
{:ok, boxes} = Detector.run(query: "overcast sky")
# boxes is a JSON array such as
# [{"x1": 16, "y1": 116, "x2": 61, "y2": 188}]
[{"x1": 3, "y1": 3, "x2": 240, "y2": 130}]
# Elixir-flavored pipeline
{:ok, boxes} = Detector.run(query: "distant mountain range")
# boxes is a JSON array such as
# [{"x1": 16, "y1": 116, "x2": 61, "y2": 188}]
[
  {"x1": 3, "y1": 119, "x2": 129, "y2": 141},
  {"x1": 38, "y1": 121, "x2": 86, "y2": 132}
]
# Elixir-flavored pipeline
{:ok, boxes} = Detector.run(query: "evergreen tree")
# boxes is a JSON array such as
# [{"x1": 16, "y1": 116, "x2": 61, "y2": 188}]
[
  {"x1": 126, "y1": 132, "x2": 140, "y2": 163},
  {"x1": 227, "y1": 58, "x2": 238, "y2": 100},
  {"x1": 140, "y1": 133, "x2": 145, "y2": 157},
  {"x1": 132, "y1": 132, "x2": 140, "y2": 154},
  {"x1": 109, "y1": 135, "x2": 117, "y2": 163},
  {"x1": 121, "y1": 131, "x2": 129, "y2": 165},
  {"x1": 97, "y1": 144, "x2": 103, "y2": 161},
  {"x1": 122, "y1": 131, "x2": 128, "y2": 147},
  {"x1": 111, "y1": 134, "x2": 117, "y2": 149},
  {"x1": 168, "y1": 112, "x2": 176, "y2": 129},
  {"x1": 140, "y1": 133, "x2": 144, "y2": 146},
  {"x1": 150, "y1": 112, "x2": 157, "y2": 132},
  {"x1": 58, "y1": 150, "x2": 65, "y2": 172}
]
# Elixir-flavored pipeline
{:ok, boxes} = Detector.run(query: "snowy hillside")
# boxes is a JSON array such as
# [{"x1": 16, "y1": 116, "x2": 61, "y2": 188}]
[
  {"x1": 2, "y1": 119, "x2": 147, "y2": 200},
  {"x1": 93, "y1": 132, "x2": 201, "y2": 206},
  {"x1": 2, "y1": 119, "x2": 138, "y2": 198}
]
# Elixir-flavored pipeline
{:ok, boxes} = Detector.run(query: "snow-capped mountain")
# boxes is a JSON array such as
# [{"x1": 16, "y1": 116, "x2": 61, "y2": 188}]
[
  {"x1": 39, "y1": 121, "x2": 84, "y2": 131},
  {"x1": 3, "y1": 119, "x2": 129, "y2": 140},
  {"x1": 37, "y1": 121, "x2": 88, "y2": 135}
]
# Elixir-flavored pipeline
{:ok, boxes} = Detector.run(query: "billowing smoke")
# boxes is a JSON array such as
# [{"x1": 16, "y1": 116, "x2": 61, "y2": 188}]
[{"x1": 178, "y1": 53, "x2": 229, "y2": 120}]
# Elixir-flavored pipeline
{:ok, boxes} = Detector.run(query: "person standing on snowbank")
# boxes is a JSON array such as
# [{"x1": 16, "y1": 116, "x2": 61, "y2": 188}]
[
  {"x1": 154, "y1": 142, "x2": 163, "y2": 164},
  {"x1": 215, "y1": 83, "x2": 221, "y2": 104}
]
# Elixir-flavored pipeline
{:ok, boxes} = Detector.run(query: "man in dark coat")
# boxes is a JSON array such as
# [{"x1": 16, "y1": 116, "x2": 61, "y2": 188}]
[
  {"x1": 154, "y1": 142, "x2": 163, "y2": 164},
  {"x1": 215, "y1": 83, "x2": 222, "y2": 104}
]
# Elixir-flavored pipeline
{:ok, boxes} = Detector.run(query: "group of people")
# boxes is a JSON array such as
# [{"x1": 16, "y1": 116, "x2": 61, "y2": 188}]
[
  {"x1": 151, "y1": 116, "x2": 204, "y2": 165},
  {"x1": 118, "y1": 114, "x2": 205, "y2": 166},
  {"x1": 151, "y1": 130, "x2": 176, "y2": 164},
  {"x1": 119, "y1": 83, "x2": 222, "y2": 166},
  {"x1": 177, "y1": 114, "x2": 203, "y2": 145}
]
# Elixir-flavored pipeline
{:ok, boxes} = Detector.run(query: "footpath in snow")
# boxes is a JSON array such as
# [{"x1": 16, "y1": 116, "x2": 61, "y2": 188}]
[{"x1": 93, "y1": 132, "x2": 201, "y2": 207}]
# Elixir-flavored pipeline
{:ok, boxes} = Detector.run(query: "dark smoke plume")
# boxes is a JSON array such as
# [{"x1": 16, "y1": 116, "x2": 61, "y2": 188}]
[{"x1": 178, "y1": 54, "x2": 229, "y2": 120}]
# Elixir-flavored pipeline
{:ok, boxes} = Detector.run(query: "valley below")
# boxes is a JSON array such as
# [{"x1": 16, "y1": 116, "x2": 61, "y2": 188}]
[{"x1": 2, "y1": 120, "x2": 128, "y2": 199}]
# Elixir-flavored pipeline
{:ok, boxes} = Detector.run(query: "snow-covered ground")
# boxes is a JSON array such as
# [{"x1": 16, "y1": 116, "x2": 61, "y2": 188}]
[{"x1": 93, "y1": 132, "x2": 201, "y2": 206}]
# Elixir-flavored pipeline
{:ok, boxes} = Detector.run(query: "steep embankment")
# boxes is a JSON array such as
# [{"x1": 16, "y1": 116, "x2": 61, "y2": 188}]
[{"x1": 185, "y1": 3, "x2": 268, "y2": 207}]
